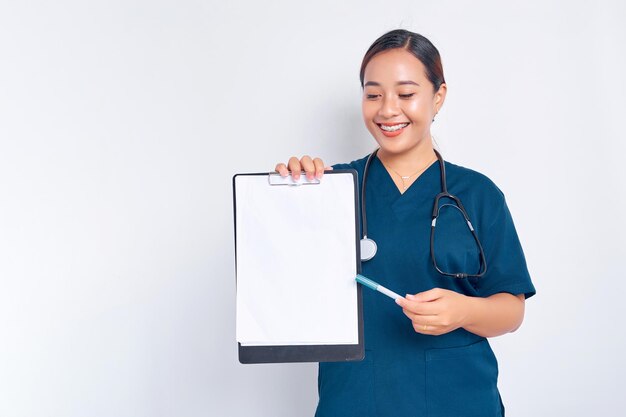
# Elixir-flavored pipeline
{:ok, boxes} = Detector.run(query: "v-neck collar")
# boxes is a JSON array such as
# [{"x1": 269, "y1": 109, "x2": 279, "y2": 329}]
[
  {"x1": 366, "y1": 153, "x2": 441, "y2": 222},
  {"x1": 373, "y1": 153, "x2": 440, "y2": 200}
]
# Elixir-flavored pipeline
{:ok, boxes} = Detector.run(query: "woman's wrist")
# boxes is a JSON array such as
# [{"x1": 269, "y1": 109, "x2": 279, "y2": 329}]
[{"x1": 461, "y1": 294, "x2": 478, "y2": 329}]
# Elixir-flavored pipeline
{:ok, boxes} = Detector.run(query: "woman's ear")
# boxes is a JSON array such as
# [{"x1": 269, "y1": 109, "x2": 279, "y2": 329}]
[{"x1": 434, "y1": 82, "x2": 447, "y2": 111}]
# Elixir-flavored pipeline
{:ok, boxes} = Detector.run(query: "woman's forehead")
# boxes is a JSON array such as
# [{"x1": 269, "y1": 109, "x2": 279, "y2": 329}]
[{"x1": 363, "y1": 49, "x2": 427, "y2": 85}]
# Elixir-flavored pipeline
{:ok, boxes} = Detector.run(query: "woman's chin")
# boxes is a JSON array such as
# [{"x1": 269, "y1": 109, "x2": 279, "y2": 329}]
[{"x1": 377, "y1": 139, "x2": 410, "y2": 153}]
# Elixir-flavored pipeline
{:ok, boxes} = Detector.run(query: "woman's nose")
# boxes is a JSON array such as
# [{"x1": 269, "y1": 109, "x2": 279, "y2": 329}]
[{"x1": 378, "y1": 96, "x2": 400, "y2": 118}]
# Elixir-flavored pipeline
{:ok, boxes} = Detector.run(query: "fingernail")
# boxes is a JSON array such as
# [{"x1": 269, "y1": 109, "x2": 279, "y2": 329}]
[
  {"x1": 406, "y1": 294, "x2": 414, "y2": 300},
  {"x1": 395, "y1": 298, "x2": 401, "y2": 305}
]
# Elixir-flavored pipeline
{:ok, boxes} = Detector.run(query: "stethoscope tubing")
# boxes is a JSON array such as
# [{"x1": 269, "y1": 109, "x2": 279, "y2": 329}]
[{"x1": 360, "y1": 148, "x2": 487, "y2": 279}]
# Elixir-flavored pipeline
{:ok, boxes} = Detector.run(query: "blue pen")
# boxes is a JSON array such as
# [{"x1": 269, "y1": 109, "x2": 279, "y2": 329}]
[{"x1": 355, "y1": 274, "x2": 402, "y2": 301}]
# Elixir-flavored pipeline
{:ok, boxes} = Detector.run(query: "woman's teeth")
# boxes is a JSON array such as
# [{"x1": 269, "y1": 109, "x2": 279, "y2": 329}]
[{"x1": 379, "y1": 123, "x2": 409, "y2": 132}]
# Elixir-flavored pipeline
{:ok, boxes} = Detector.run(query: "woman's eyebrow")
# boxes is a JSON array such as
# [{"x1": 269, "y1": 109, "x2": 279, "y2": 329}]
[{"x1": 364, "y1": 80, "x2": 420, "y2": 87}]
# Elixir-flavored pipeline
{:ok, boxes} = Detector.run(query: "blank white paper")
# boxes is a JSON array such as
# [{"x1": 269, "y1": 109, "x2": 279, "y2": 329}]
[{"x1": 234, "y1": 173, "x2": 358, "y2": 346}]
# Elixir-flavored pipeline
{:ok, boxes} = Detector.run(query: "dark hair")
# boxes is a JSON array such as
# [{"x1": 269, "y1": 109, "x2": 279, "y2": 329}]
[{"x1": 359, "y1": 29, "x2": 445, "y2": 92}]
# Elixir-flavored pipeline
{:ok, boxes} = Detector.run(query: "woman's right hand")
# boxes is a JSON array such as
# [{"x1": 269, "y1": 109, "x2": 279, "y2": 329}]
[{"x1": 274, "y1": 155, "x2": 333, "y2": 181}]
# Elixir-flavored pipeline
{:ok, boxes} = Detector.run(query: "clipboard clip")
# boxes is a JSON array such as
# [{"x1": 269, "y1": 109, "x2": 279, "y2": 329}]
[{"x1": 268, "y1": 172, "x2": 321, "y2": 186}]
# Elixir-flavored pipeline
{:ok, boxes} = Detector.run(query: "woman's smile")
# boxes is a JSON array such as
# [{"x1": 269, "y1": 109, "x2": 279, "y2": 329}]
[{"x1": 377, "y1": 122, "x2": 411, "y2": 137}]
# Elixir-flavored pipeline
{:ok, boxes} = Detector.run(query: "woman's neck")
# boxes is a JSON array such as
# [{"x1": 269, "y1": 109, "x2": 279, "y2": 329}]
[{"x1": 376, "y1": 139, "x2": 436, "y2": 176}]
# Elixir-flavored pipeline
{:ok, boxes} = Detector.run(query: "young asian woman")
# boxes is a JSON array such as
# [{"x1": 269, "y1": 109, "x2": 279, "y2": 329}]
[{"x1": 273, "y1": 29, "x2": 536, "y2": 417}]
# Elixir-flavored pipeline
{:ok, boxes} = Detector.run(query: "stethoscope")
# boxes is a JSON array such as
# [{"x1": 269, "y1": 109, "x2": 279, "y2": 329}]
[{"x1": 359, "y1": 148, "x2": 488, "y2": 279}]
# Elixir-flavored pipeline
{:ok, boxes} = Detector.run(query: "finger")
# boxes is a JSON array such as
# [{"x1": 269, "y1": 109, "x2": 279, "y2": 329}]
[
  {"x1": 412, "y1": 320, "x2": 440, "y2": 335},
  {"x1": 408, "y1": 311, "x2": 442, "y2": 333},
  {"x1": 274, "y1": 162, "x2": 289, "y2": 177},
  {"x1": 313, "y1": 157, "x2": 325, "y2": 179},
  {"x1": 407, "y1": 288, "x2": 443, "y2": 303},
  {"x1": 401, "y1": 307, "x2": 438, "y2": 323},
  {"x1": 396, "y1": 295, "x2": 439, "y2": 315},
  {"x1": 300, "y1": 155, "x2": 315, "y2": 180},
  {"x1": 287, "y1": 156, "x2": 302, "y2": 180},
  {"x1": 324, "y1": 166, "x2": 333, "y2": 170}
]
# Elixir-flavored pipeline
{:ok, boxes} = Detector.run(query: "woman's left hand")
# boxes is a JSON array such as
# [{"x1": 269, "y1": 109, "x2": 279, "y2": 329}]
[{"x1": 395, "y1": 288, "x2": 472, "y2": 336}]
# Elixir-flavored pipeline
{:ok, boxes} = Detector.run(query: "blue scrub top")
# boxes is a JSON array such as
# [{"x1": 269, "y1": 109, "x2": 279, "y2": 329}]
[{"x1": 315, "y1": 153, "x2": 536, "y2": 417}]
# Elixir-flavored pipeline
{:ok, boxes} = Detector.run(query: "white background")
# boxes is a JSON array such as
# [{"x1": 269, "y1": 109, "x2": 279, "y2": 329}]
[{"x1": 1, "y1": 1, "x2": 625, "y2": 416}]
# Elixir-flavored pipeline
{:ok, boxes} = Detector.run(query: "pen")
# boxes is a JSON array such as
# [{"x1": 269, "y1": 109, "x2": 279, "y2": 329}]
[{"x1": 355, "y1": 274, "x2": 402, "y2": 301}]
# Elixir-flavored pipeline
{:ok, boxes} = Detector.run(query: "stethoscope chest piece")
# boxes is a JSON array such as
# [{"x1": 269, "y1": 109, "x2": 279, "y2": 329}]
[{"x1": 360, "y1": 237, "x2": 378, "y2": 262}]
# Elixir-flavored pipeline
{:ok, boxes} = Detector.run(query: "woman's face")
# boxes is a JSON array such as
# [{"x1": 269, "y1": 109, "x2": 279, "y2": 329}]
[{"x1": 362, "y1": 48, "x2": 446, "y2": 156}]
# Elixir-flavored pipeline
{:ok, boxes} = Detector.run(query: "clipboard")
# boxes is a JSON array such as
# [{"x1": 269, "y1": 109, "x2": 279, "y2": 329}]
[{"x1": 232, "y1": 169, "x2": 364, "y2": 364}]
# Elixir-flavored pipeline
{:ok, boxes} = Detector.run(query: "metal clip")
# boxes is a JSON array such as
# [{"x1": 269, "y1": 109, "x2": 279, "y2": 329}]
[{"x1": 268, "y1": 172, "x2": 321, "y2": 186}]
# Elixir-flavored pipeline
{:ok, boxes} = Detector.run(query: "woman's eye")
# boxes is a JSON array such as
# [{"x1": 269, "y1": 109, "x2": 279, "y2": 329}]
[
  {"x1": 366, "y1": 94, "x2": 379, "y2": 99},
  {"x1": 399, "y1": 93, "x2": 414, "y2": 99}
]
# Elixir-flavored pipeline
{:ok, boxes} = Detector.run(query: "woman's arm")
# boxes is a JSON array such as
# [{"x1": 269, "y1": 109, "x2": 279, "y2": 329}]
[{"x1": 462, "y1": 293, "x2": 525, "y2": 338}]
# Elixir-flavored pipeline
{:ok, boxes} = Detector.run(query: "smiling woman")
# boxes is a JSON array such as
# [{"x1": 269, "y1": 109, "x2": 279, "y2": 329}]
[
  {"x1": 274, "y1": 29, "x2": 536, "y2": 417},
  {"x1": 360, "y1": 36, "x2": 446, "y2": 190},
  {"x1": 361, "y1": 34, "x2": 445, "y2": 158}
]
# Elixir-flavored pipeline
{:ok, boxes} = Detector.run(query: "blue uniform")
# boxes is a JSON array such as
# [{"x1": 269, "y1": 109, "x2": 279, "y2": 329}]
[{"x1": 315, "y1": 153, "x2": 536, "y2": 417}]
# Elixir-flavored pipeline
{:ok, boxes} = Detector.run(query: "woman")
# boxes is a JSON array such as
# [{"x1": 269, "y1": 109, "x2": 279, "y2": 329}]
[{"x1": 274, "y1": 29, "x2": 536, "y2": 417}]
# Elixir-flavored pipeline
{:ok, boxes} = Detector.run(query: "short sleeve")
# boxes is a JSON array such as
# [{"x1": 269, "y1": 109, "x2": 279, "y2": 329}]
[
  {"x1": 331, "y1": 162, "x2": 351, "y2": 170},
  {"x1": 477, "y1": 196, "x2": 536, "y2": 300}
]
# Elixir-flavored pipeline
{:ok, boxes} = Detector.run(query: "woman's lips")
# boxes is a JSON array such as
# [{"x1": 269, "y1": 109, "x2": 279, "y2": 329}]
[{"x1": 377, "y1": 122, "x2": 410, "y2": 137}]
